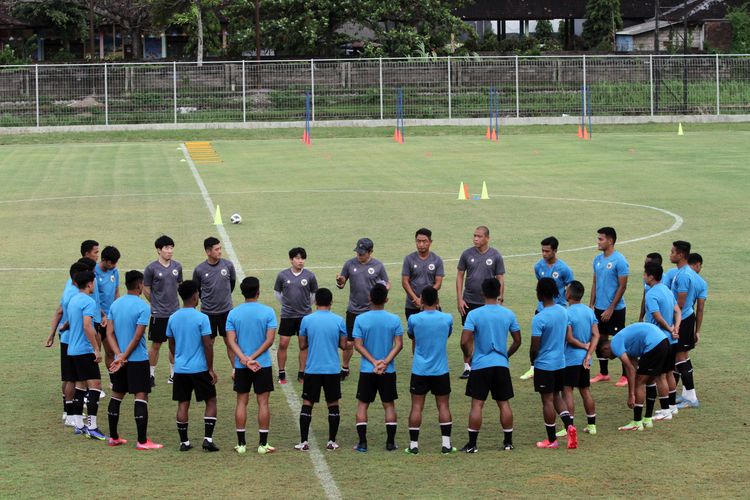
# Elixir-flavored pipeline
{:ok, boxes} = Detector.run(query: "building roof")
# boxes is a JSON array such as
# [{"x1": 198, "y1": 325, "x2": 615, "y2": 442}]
[
  {"x1": 659, "y1": 0, "x2": 746, "y2": 21},
  {"x1": 616, "y1": 19, "x2": 681, "y2": 36},
  {"x1": 455, "y1": 0, "x2": 685, "y2": 21}
]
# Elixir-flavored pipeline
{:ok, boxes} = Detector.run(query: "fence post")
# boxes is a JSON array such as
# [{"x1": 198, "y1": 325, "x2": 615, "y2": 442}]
[
  {"x1": 447, "y1": 56, "x2": 452, "y2": 120},
  {"x1": 242, "y1": 60, "x2": 247, "y2": 123},
  {"x1": 34, "y1": 64, "x2": 39, "y2": 127},
  {"x1": 582, "y1": 55, "x2": 587, "y2": 119},
  {"x1": 715, "y1": 54, "x2": 720, "y2": 115},
  {"x1": 104, "y1": 63, "x2": 109, "y2": 126},
  {"x1": 173, "y1": 61, "x2": 177, "y2": 124},
  {"x1": 514, "y1": 55, "x2": 520, "y2": 117},
  {"x1": 649, "y1": 55, "x2": 654, "y2": 116},
  {"x1": 310, "y1": 58, "x2": 315, "y2": 122},
  {"x1": 379, "y1": 57, "x2": 384, "y2": 120}
]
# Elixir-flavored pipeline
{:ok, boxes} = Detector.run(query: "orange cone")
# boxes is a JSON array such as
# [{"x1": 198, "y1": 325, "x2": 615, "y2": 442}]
[
  {"x1": 463, "y1": 183, "x2": 470, "y2": 199},
  {"x1": 485, "y1": 127, "x2": 491, "y2": 139},
  {"x1": 394, "y1": 128, "x2": 401, "y2": 143},
  {"x1": 577, "y1": 126, "x2": 583, "y2": 139},
  {"x1": 583, "y1": 128, "x2": 590, "y2": 140},
  {"x1": 491, "y1": 128, "x2": 498, "y2": 141}
]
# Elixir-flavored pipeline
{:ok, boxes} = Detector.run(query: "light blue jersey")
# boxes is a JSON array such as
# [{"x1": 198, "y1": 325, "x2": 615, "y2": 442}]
[
  {"x1": 59, "y1": 281, "x2": 79, "y2": 344},
  {"x1": 226, "y1": 302, "x2": 277, "y2": 369},
  {"x1": 693, "y1": 273, "x2": 708, "y2": 302},
  {"x1": 592, "y1": 251, "x2": 629, "y2": 310},
  {"x1": 353, "y1": 310, "x2": 403, "y2": 374},
  {"x1": 300, "y1": 310, "x2": 347, "y2": 375},
  {"x1": 610, "y1": 323, "x2": 668, "y2": 358},
  {"x1": 66, "y1": 292, "x2": 98, "y2": 356},
  {"x1": 95, "y1": 265, "x2": 119, "y2": 316},
  {"x1": 534, "y1": 259, "x2": 574, "y2": 312},
  {"x1": 645, "y1": 282, "x2": 677, "y2": 344},
  {"x1": 407, "y1": 310, "x2": 453, "y2": 376},
  {"x1": 464, "y1": 304, "x2": 520, "y2": 370},
  {"x1": 532, "y1": 304, "x2": 568, "y2": 371},
  {"x1": 166, "y1": 308, "x2": 212, "y2": 374},
  {"x1": 671, "y1": 265, "x2": 698, "y2": 319},
  {"x1": 565, "y1": 304, "x2": 598, "y2": 367},
  {"x1": 109, "y1": 294, "x2": 151, "y2": 362}
]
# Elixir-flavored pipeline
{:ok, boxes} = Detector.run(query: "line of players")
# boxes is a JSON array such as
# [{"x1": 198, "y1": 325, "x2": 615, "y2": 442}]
[{"x1": 47, "y1": 225, "x2": 707, "y2": 453}]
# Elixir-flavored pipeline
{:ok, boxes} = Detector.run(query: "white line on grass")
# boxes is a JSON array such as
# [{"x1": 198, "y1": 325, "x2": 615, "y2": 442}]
[{"x1": 180, "y1": 144, "x2": 342, "y2": 500}]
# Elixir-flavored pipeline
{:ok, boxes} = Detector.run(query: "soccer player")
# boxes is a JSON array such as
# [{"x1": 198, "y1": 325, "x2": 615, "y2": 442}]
[
  {"x1": 167, "y1": 280, "x2": 219, "y2": 452},
  {"x1": 681, "y1": 253, "x2": 707, "y2": 405},
  {"x1": 274, "y1": 247, "x2": 318, "y2": 384},
  {"x1": 460, "y1": 278, "x2": 520, "y2": 453},
  {"x1": 522, "y1": 236, "x2": 574, "y2": 381},
  {"x1": 638, "y1": 252, "x2": 663, "y2": 322},
  {"x1": 600, "y1": 322, "x2": 670, "y2": 432},
  {"x1": 352, "y1": 284, "x2": 403, "y2": 452},
  {"x1": 643, "y1": 261, "x2": 681, "y2": 421},
  {"x1": 193, "y1": 237, "x2": 236, "y2": 369},
  {"x1": 46, "y1": 261, "x2": 89, "y2": 427},
  {"x1": 589, "y1": 227, "x2": 629, "y2": 386},
  {"x1": 335, "y1": 238, "x2": 390, "y2": 381},
  {"x1": 405, "y1": 286, "x2": 455, "y2": 455},
  {"x1": 402, "y1": 228, "x2": 445, "y2": 319},
  {"x1": 667, "y1": 241, "x2": 700, "y2": 409},
  {"x1": 106, "y1": 270, "x2": 163, "y2": 450},
  {"x1": 96, "y1": 246, "x2": 120, "y2": 371},
  {"x1": 531, "y1": 278, "x2": 576, "y2": 449},
  {"x1": 561, "y1": 281, "x2": 599, "y2": 436},
  {"x1": 225, "y1": 277, "x2": 277, "y2": 455},
  {"x1": 144, "y1": 235, "x2": 183, "y2": 387},
  {"x1": 66, "y1": 270, "x2": 106, "y2": 440},
  {"x1": 456, "y1": 226, "x2": 506, "y2": 379},
  {"x1": 296, "y1": 288, "x2": 348, "y2": 452},
  {"x1": 80, "y1": 239, "x2": 100, "y2": 261}
]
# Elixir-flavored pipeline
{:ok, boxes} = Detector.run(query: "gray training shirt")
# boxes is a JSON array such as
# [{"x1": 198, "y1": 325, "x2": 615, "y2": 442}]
[
  {"x1": 193, "y1": 259, "x2": 236, "y2": 314},
  {"x1": 401, "y1": 251, "x2": 445, "y2": 309},
  {"x1": 274, "y1": 268, "x2": 318, "y2": 318},
  {"x1": 143, "y1": 260, "x2": 183, "y2": 318},
  {"x1": 457, "y1": 247, "x2": 505, "y2": 305},
  {"x1": 340, "y1": 257, "x2": 389, "y2": 314}
]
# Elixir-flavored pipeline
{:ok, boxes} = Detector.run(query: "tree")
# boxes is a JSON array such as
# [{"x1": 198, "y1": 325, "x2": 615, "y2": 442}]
[
  {"x1": 535, "y1": 19, "x2": 554, "y2": 42},
  {"x1": 149, "y1": 0, "x2": 222, "y2": 63},
  {"x1": 727, "y1": 3, "x2": 750, "y2": 53},
  {"x1": 582, "y1": 0, "x2": 622, "y2": 51},
  {"x1": 94, "y1": 0, "x2": 154, "y2": 60},
  {"x1": 10, "y1": 0, "x2": 89, "y2": 55}
]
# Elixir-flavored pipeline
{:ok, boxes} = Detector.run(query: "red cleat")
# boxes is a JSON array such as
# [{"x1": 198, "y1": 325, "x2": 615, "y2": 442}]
[
  {"x1": 590, "y1": 373, "x2": 611, "y2": 383},
  {"x1": 566, "y1": 425, "x2": 578, "y2": 449},
  {"x1": 108, "y1": 437, "x2": 128, "y2": 447},
  {"x1": 136, "y1": 438, "x2": 164, "y2": 450},
  {"x1": 615, "y1": 376, "x2": 628, "y2": 387},
  {"x1": 536, "y1": 439, "x2": 559, "y2": 449}
]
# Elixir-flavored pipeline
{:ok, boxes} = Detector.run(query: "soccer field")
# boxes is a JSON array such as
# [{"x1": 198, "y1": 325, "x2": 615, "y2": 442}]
[{"x1": 1, "y1": 124, "x2": 748, "y2": 498}]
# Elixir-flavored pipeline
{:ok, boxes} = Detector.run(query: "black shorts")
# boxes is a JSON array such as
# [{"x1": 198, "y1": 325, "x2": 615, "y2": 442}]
[
  {"x1": 207, "y1": 311, "x2": 229, "y2": 338},
  {"x1": 111, "y1": 360, "x2": 151, "y2": 395},
  {"x1": 148, "y1": 316, "x2": 169, "y2": 343},
  {"x1": 534, "y1": 368, "x2": 565, "y2": 394},
  {"x1": 466, "y1": 366, "x2": 514, "y2": 401},
  {"x1": 70, "y1": 353, "x2": 101, "y2": 381},
  {"x1": 410, "y1": 373, "x2": 451, "y2": 396},
  {"x1": 95, "y1": 322, "x2": 106, "y2": 339},
  {"x1": 279, "y1": 317, "x2": 304, "y2": 337},
  {"x1": 172, "y1": 371, "x2": 217, "y2": 402},
  {"x1": 356, "y1": 372, "x2": 398, "y2": 403},
  {"x1": 302, "y1": 374, "x2": 341, "y2": 403},
  {"x1": 675, "y1": 314, "x2": 696, "y2": 352},
  {"x1": 594, "y1": 307, "x2": 626, "y2": 337},
  {"x1": 405, "y1": 308, "x2": 420, "y2": 319},
  {"x1": 636, "y1": 339, "x2": 669, "y2": 377},
  {"x1": 460, "y1": 302, "x2": 484, "y2": 326},
  {"x1": 60, "y1": 343, "x2": 76, "y2": 382},
  {"x1": 234, "y1": 366, "x2": 274, "y2": 394},
  {"x1": 564, "y1": 365, "x2": 591, "y2": 388},
  {"x1": 346, "y1": 311, "x2": 360, "y2": 341},
  {"x1": 662, "y1": 343, "x2": 677, "y2": 374}
]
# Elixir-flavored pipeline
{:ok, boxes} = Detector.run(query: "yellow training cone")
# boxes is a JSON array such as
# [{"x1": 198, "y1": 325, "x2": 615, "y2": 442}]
[
  {"x1": 213, "y1": 205, "x2": 223, "y2": 225},
  {"x1": 481, "y1": 181, "x2": 490, "y2": 200},
  {"x1": 677, "y1": 123, "x2": 684, "y2": 136},
  {"x1": 457, "y1": 182, "x2": 467, "y2": 200}
]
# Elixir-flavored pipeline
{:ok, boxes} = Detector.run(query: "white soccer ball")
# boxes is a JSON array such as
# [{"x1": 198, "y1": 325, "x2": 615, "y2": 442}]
[{"x1": 230, "y1": 213, "x2": 242, "y2": 224}]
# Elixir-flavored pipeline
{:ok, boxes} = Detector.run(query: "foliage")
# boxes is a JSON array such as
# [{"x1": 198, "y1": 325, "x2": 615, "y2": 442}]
[
  {"x1": 583, "y1": 0, "x2": 623, "y2": 51},
  {"x1": 535, "y1": 19, "x2": 554, "y2": 42},
  {"x1": 727, "y1": 3, "x2": 750, "y2": 53},
  {"x1": 11, "y1": 0, "x2": 89, "y2": 43},
  {"x1": 0, "y1": 45, "x2": 28, "y2": 64},
  {"x1": 149, "y1": 0, "x2": 223, "y2": 61}
]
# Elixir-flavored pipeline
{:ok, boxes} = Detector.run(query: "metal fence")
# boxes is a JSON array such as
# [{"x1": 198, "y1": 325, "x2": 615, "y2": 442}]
[{"x1": 0, "y1": 55, "x2": 749, "y2": 128}]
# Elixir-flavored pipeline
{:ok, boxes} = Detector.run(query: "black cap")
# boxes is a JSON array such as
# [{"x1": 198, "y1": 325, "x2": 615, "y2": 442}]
[{"x1": 354, "y1": 238, "x2": 374, "y2": 255}]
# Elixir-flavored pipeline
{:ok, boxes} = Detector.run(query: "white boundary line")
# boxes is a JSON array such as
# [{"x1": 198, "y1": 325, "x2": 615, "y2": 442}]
[
  {"x1": 0, "y1": 190, "x2": 682, "y2": 274},
  {"x1": 180, "y1": 144, "x2": 342, "y2": 500}
]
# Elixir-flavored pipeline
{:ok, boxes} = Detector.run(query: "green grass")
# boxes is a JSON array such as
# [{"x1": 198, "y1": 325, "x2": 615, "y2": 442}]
[{"x1": 0, "y1": 124, "x2": 748, "y2": 498}]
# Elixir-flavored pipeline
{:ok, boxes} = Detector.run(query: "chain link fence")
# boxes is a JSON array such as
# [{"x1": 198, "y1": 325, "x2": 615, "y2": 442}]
[{"x1": 0, "y1": 55, "x2": 748, "y2": 128}]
